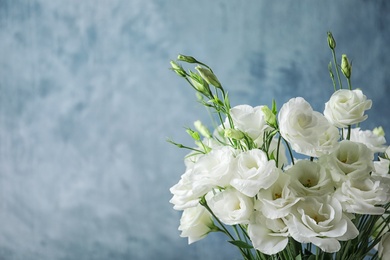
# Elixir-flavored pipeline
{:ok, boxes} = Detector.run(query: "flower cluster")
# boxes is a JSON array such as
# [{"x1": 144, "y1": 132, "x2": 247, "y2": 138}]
[{"x1": 169, "y1": 33, "x2": 390, "y2": 259}]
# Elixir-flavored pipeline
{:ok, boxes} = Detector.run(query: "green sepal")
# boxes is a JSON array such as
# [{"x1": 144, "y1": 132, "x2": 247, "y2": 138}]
[{"x1": 271, "y1": 99, "x2": 277, "y2": 115}]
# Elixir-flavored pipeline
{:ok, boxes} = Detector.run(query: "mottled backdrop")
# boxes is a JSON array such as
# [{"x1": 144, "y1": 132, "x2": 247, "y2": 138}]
[{"x1": 0, "y1": 1, "x2": 389, "y2": 259}]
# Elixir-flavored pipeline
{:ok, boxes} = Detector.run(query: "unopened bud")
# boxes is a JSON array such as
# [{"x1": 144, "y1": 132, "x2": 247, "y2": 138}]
[
  {"x1": 189, "y1": 71, "x2": 210, "y2": 95},
  {"x1": 194, "y1": 120, "x2": 212, "y2": 138},
  {"x1": 224, "y1": 129, "x2": 244, "y2": 140},
  {"x1": 186, "y1": 128, "x2": 201, "y2": 141},
  {"x1": 190, "y1": 78, "x2": 206, "y2": 93},
  {"x1": 170, "y1": 61, "x2": 186, "y2": 77},
  {"x1": 196, "y1": 66, "x2": 222, "y2": 88},
  {"x1": 262, "y1": 106, "x2": 277, "y2": 127},
  {"x1": 177, "y1": 54, "x2": 197, "y2": 63},
  {"x1": 341, "y1": 54, "x2": 352, "y2": 79},
  {"x1": 327, "y1": 32, "x2": 336, "y2": 50}
]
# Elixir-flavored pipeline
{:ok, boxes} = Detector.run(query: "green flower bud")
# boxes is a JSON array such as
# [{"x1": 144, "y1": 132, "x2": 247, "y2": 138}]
[
  {"x1": 170, "y1": 60, "x2": 186, "y2": 77},
  {"x1": 327, "y1": 32, "x2": 336, "y2": 50},
  {"x1": 186, "y1": 128, "x2": 201, "y2": 141},
  {"x1": 262, "y1": 105, "x2": 277, "y2": 127},
  {"x1": 341, "y1": 54, "x2": 352, "y2": 79},
  {"x1": 190, "y1": 78, "x2": 206, "y2": 93},
  {"x1": 224, "y1": 129, "x2": 244, "y2": 140},
  {"x1": 195, "y1": 66, "x2": 222, "y2": 88},
  {"x1": 189, "y1": 71, "x2": 210, "y2": 95},
  {"x1": 177, "y1": 54, "x2": 197, "y2": 63},
  {"x1": 194, "y1": 120, "x2": 212, "y2": 138}
]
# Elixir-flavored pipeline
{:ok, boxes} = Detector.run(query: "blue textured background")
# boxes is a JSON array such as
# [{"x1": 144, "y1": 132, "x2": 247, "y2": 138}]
[{"x1": 0, "y1": 1, "x2": 389, "y2": 259}]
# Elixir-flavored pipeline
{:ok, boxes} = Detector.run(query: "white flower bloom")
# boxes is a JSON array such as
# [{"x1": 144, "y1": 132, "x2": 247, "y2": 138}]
[
  {"x1": 324, "y1": 89, "x2": 372, "y2": 128},
  {"x1": 333, "y1": 178, "x2": 388, "y2": 215},
  {"x1": 229, "y1": 105, "x2": 270, "y2": 145},
  {"x1": 347, "y1": 127, "x2": 387, "y2": 153},
  {"x1": 278, "y1": 97, "x2": 339, "y2": 157},
  {"x1": 287, "y1": 160, "x2": 334, "y2": 197},
  {"x1": 320, "y1": 140, "x2": 374, "y2": 184},
  {"x1": 178, "y1": 204, "x2": 215, "y2": 244},
  {"x1": 374, "y1": 158, "x2": 390, "y2": 176},
  {"x1": 372, "y1": 158, "x2": 390, "y2": 188},
  {"x1": 170, "y1": 146, "x2": 236, "y2": 210},
  {"x1": 230, "y1": 149, "x2": 279, "y2": 197},
  {"x1": 255, "y1": 171, "x2": 300, "y2": 219},
  {"x1": 316, "y1": 124, "x2": 341, "y2": 156},
  {"x1": 170, "y1": 167, "x2": 205, "y2": 210},
  {"x1": 386, "y1": 146, "x2": 390, "y2": 159},
  {"x1": 287, "y1": 196, "x2": 359, "y2": 253},
  {"x1": 207, "y1": 187, "x2": 253, "y2": 225},
  {"x1": 190, "y1": 146, "x2": 236, "y2": 186},
  {"x1": 248, "y1": 212, "x2": 289, "y2": 255},
  {"x1": 378, "y1": 232, "x2": 390, "y2": 260}
]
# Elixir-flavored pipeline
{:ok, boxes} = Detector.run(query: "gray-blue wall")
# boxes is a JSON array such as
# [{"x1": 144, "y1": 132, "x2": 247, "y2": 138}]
[{"x1": 0, "y1": 1, "x2": 389, "y2": 259}]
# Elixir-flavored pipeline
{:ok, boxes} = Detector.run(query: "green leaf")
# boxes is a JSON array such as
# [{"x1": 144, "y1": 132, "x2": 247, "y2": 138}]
[{"x1": 227, "y1": 240, "x2": 253, "y2": 249}]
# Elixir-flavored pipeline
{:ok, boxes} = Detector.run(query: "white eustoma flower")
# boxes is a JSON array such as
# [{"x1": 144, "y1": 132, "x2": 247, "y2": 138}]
[
  {"x1": 386, "y1": 146, "x2": 390, "y2": 159},
  {"x1": 287, "y1": 160, "x2": 334, "y2": 197},
  {"x1": 278, "y1": 97, "x2": 339, "y2": 157},
  {"x1": 207, "y1": 187, "x2": 253, "y2": 225},
  {"x1": 324, "y1": 89, "x2": 372, "y2": 128},
  {"x1": 316, "y1": 124, "x2": 341, "y2": 156},
  {"x1": 170, "y1": 146, "x2": 236, "y2": 210},
  {"x1": 255, "y1": 171, "x2": 300, "y2": 219},
  {"x1": 190, "y1": 146, "x2": 236, "y2": 187},
  {"x1": 374, "y1": 158, "x2": 390, "y2": 176},
  {"x1": 229, "y1": 104, "x2": 270, "y2": 145},
  {"x1": 287, "y1": 196, "x2": 359, "y2": 253},
  {"x1": 378, "y1": 232, "x2": 390, "y2": 260},
  {"x1": 170, "y1": 167, "x2": 204, "y2": 210},
  {"x1": 248, "y1": 211, "x2": 289, "y2": 255},
  {"x1": 333, "y1": 178, "x2": 388, "y2": 215},
  {"x1": 347, "y1": 127, "x2": 387, "y2": 153},
  {"x1": 230, "y1": 149, "x2": 279, "y2": 197},
  {"x1": 372, "y1": 158, "x2": 390, "y2": 188},
  {"x1": 319, "y1": 140, "x2": 374, "y2": 184},
  {"x1": 178, "y1": 204, "x2": 215, "y2": 244}
]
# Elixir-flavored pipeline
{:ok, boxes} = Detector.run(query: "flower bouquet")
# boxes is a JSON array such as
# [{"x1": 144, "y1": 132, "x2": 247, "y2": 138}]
[{"x1": 168, "y1": 32, "x2": 390, "y2": 259}]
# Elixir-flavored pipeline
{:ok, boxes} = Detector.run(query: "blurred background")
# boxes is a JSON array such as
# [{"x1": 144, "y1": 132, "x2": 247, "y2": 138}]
[{"x1": 0, "y1": 1, "x2": 389, "y2": 259}]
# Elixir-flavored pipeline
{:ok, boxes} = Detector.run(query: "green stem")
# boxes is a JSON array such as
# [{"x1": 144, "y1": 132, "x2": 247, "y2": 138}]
[
  {"x1": 346, "y1": 125, "x2": 351, "y2": 140},
  {"x1": 347, "y1": 77, "x2": 352, "y2": 90},
  {"x1": 283, "y1": 136, "x2": 295, "y2": 165},
  {"x1": 276, "y1": 135, "x2": 282, "y2": 168},
  {"x1": 329, "y1": 62, "x2": 337, "y2": 92},
  {"x1": 166, "y1": 139, "x2": 205, "y2": 154},
  {"x1": 331, "y1": 49, "x2": 343, "y2": 89}
]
